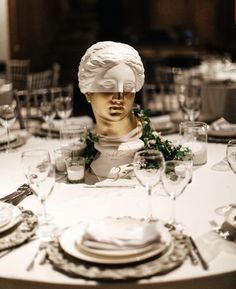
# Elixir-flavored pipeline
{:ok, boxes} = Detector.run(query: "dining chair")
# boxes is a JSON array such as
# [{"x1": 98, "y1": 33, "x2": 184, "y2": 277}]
[
  {"x1": 14, "y1": 84, "x2": 74, "y2": 129},
  {"x1": 6, "y1": 59, "x2": 30, "y2": 90},
  {"x1": 26, "y1": 62, "x2": 61, "y2": 91}
]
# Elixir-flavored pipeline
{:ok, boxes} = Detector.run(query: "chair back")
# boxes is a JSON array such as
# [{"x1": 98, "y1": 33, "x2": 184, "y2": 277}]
[
  {"x1": 14, "y1": 84, "x2": 73, "y2": 129},
  {"x1": 27, "y1": 63, "x2": 61, "y2": 91},
  {"x1": 6, "y1": 59, "x2": 30, "y2": 90}
]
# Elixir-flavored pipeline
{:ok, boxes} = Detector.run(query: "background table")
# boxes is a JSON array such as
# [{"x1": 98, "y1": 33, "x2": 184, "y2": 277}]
[
  {"x1": 202, "y1": 82, "x2": 236, "y2": 123},
  {"x1": 0, "y1": 133, "x2": 235, "y2": 289}
]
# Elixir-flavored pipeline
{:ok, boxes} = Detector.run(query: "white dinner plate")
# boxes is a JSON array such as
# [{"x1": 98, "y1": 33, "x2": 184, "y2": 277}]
[
  {"x1": 0, "y1": 203, "x2": 22, "y2": 233},
  {"x1": 59, "y1": 223, "x2": 172, "y2": 265}
]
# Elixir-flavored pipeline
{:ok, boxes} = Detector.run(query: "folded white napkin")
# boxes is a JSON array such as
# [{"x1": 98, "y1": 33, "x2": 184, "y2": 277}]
[
  {"x1": 81, "y1": 218, "x2": 166, "y2": 250},
  {"x1": 0, "y1": 202, "x2": 12, "y2": 227},
  {"x1": 210, "y1": 118, "x2": 236, "y2": 131}
]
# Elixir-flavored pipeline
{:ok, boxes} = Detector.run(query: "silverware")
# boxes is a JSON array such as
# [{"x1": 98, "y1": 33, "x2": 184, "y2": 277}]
[
  {"x1": 187, "y1": 238, "x2": 199, "y2": 266},
  {"x1": 26, "y1": 242, "x2": 46, "y2": 271},
  {"x1": 0, "y1": 184, "x2": 33, "y2": 205},
  {"x1": 189, "y1": 236, "x2": 209, "y2": 270}
]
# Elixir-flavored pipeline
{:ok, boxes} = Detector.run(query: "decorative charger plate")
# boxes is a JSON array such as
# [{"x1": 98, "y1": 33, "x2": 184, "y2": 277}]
[
  {"x1": 59, "y1": 223, "x2": 172, "y2": 265},
  {"x1": 46, "y1": 228, "x2": 189, "y2": 280},
  {"x1": 0, "y1": 209, "x2": 38, "y2": 251},
  {"x1": 0, "y1": 133, "x2": 17, "y2": 145},
  {"x1": 0, "y1": 136, "x2": 26, "y2": 151}
]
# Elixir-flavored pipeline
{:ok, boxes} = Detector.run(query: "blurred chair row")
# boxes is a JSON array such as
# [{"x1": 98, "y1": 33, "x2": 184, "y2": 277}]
[
  {"x1": 15, "y1": 84, "x2": 74, "y2": 130},
  {"x1": 2, "y1": 59, "x2": 74, "y2": 130},
  {"x1": 6, "y1": 59, "x2": 60, "y2": 91}
]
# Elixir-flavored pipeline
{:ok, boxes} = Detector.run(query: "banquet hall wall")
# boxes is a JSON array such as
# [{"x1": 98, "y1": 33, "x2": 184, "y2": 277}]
[{"x1": 2, "y1": 0, "x2": 236, "y2": 116}]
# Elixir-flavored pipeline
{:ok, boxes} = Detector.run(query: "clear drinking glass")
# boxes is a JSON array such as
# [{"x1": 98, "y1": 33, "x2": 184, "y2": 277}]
[
  {"x1": 179, "y1": 121, "x2": 208, "y2": 166},
  {"x1": 226, "y1": 139, "x2": 236, "y2": 174},
  {"x1": 21, "y1": 149, "x2": 55, "y2": 240},
  {"x1": 180, "y1": 81, "x2": 202, "y2": 121},
  {"x1": 133, "y1": 150, "x2": 164, "y2": 221},
  {"x1": 0, "y1": 102, "x2": 17, "y2": 153},
  {"x1": 40, "y1": 90, "x2": 56, "y2": 138},
  {"x1": 161, "y1": 160, "x2": 191, "y2": 228},
  {"x1": 214, "y1": 140, "x2": 236, "y2": 216},
  {"x1": 60, "y1": 124, "x2": 87, "y2": 156},
  {"x1": 54, "y1": 87, "x2": 72, "y2": 125}
]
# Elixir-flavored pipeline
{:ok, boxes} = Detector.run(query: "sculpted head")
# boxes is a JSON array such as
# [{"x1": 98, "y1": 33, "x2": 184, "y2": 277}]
[
  {"x1": 78, "y1": 41, "x2": 144, "y2": 94},
  {"x1": 78, "y1": 41, "x2": 145, "y2": 134}
]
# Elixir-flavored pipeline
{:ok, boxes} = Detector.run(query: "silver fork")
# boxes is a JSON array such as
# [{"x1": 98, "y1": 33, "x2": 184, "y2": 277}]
[{"x1": 26, "y1": 242, "x2": 46, "y2": 271}]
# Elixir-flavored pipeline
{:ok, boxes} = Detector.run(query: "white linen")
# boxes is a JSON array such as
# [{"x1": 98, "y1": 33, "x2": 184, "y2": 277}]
[
  {"x1": 81, "y1": 218, "x2": 164, "y2": 250},
  {"x1": 0, "y1": 133, "x2": 236, "y2": 288}
]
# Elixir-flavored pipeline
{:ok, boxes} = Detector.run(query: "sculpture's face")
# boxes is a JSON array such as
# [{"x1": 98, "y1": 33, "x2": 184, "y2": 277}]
[{"x1": 88, "y1": 63, "x2": 136, "y2": 122}]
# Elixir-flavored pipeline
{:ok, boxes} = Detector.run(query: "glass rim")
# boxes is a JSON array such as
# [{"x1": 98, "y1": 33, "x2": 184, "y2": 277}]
[{"x1": 179, "y1": 121, "x2": 207, "y2": 127}]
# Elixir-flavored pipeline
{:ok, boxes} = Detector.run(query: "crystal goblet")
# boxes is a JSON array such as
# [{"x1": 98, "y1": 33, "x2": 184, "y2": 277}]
[{"x1": 133, "y1": 149, "x2": 164, "y2": 221}]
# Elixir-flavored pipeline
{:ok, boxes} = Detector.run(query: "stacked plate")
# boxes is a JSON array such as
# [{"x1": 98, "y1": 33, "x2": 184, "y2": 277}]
[
  {"x1": 150, "y1": 115, "x2": 176, "y2": 135},
  {"x1": 208, "y1": 118, "x2": 236, "y2": 143},
  {"x1": 59, "y1": 217, "x2": 172, "y2": 265},
  {"x1": 0, "y1": 202, "x2": 22, "y2": 234}
]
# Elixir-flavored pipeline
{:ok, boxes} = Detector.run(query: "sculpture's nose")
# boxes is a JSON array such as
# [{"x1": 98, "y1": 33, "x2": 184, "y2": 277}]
[
  {"x1": 112, "y1": 92, "x2": 124, "y2": 101},
  {"x1": 117, "y1": 92, "x2": 124, "y2": 99}
]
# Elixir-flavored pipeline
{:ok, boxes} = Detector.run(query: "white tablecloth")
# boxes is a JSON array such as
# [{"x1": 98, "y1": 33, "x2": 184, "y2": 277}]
[{"x1": 0, "y1": 133, "x2": 236, "y2": 289}]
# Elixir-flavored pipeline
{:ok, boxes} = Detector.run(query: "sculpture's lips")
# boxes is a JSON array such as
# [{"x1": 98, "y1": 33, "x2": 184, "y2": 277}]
[{"x1": 110, "y1": 105, "x2": 124, "y2": 110}]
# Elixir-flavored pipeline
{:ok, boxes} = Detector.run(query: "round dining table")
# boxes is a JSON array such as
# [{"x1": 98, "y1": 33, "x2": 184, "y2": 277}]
[{"x1": 0, "y1": 131, "x2": 235, "y2": 289}]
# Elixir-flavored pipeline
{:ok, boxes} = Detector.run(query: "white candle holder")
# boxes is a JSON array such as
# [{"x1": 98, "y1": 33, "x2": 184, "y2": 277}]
[
  {"x1": 179, "y1": 121, "x2": 208, "y2": 166},
  {"x1": 65, "y1": 156, "x2": 85, "y2": 183}
]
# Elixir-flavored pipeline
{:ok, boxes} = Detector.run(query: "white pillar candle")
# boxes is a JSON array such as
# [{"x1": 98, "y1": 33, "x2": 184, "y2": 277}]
[
  {"x1": 67, "y1": 165, "x2": 85, "y2": 182},
  {"x1": 183, "y1": 141, "x2": 207, "y2": 165},
  {"x1": 175, "y1": 165, "x2": 186, "y2": 177},
  {"x1": 55, "y1": 157, "x2": 66, "y2": 172}
]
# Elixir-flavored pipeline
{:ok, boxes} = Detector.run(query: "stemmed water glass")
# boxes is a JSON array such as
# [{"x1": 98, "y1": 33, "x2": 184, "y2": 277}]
[
  {"x1": 54, "y1": 87, "x2": 72, "y2": 125},
  {"x1": 215, "y1": 140, "x2": 236, "y2": 216},
  {"x1": 179, "y1": 80, "x2": 202, "y2": 121},
  {"x1": 161, "y1": 160, "x2": 191, "y2": 229},
  {"x1": 133, "y1": 150, "x2": 164, "y2": 221},
  {"x1": 40, "y1": 91, "x2": 56, "y2": 138},
  {"x1": 226, "y1": 139, "x2": 236, "y2": 174},
  {"x1": 21, "y1": 149, "x2": 55, "y2": 240},
  {"x1": 0, "y1": 101, "x2": 17, "y2": 153}
]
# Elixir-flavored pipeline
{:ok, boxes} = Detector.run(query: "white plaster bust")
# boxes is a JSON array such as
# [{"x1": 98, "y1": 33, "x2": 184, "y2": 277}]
[{"x1": 78, "y1": 41, "x2": 145, "y2": 178}]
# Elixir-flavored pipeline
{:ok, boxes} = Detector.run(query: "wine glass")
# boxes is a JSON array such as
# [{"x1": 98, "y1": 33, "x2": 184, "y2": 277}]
[
  {"x1": 54, "y1": 87, "x2": 72, "y2": 125},
  {"x1": 21, "y1": 149, "x2": 55, "y2": 240},
  {"x1": 40, "y1": 97, "x2": 56, "y2": 139},
  {"x1": 180, "y1": 81, "x2": 202, "y2": 121},
  {"x1": 215, "y1": 140, "x2": 236, "y2": 215},
  {"x1": 133, "y1": 150, "x2": 164, "y2": 221},
  {"x1": 226, "y1": 139, "x2": 236, "y2": 174},
  {"x1": 161, "y1": 160, "x2": 191, "y2": 229},
  {"x1": 0, "y1": 101, "x2": 17, "y2": 153}
]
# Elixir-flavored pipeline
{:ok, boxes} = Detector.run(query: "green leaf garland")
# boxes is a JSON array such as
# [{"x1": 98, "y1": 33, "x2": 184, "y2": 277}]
[{"x1": 83, "y1": 109, "x2": 190, "y2": 168}]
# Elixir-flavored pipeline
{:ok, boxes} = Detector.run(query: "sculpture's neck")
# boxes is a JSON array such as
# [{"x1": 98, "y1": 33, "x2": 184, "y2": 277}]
[{"x1": 95, "y1": 113, "x2": 138, "y2": 137}]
